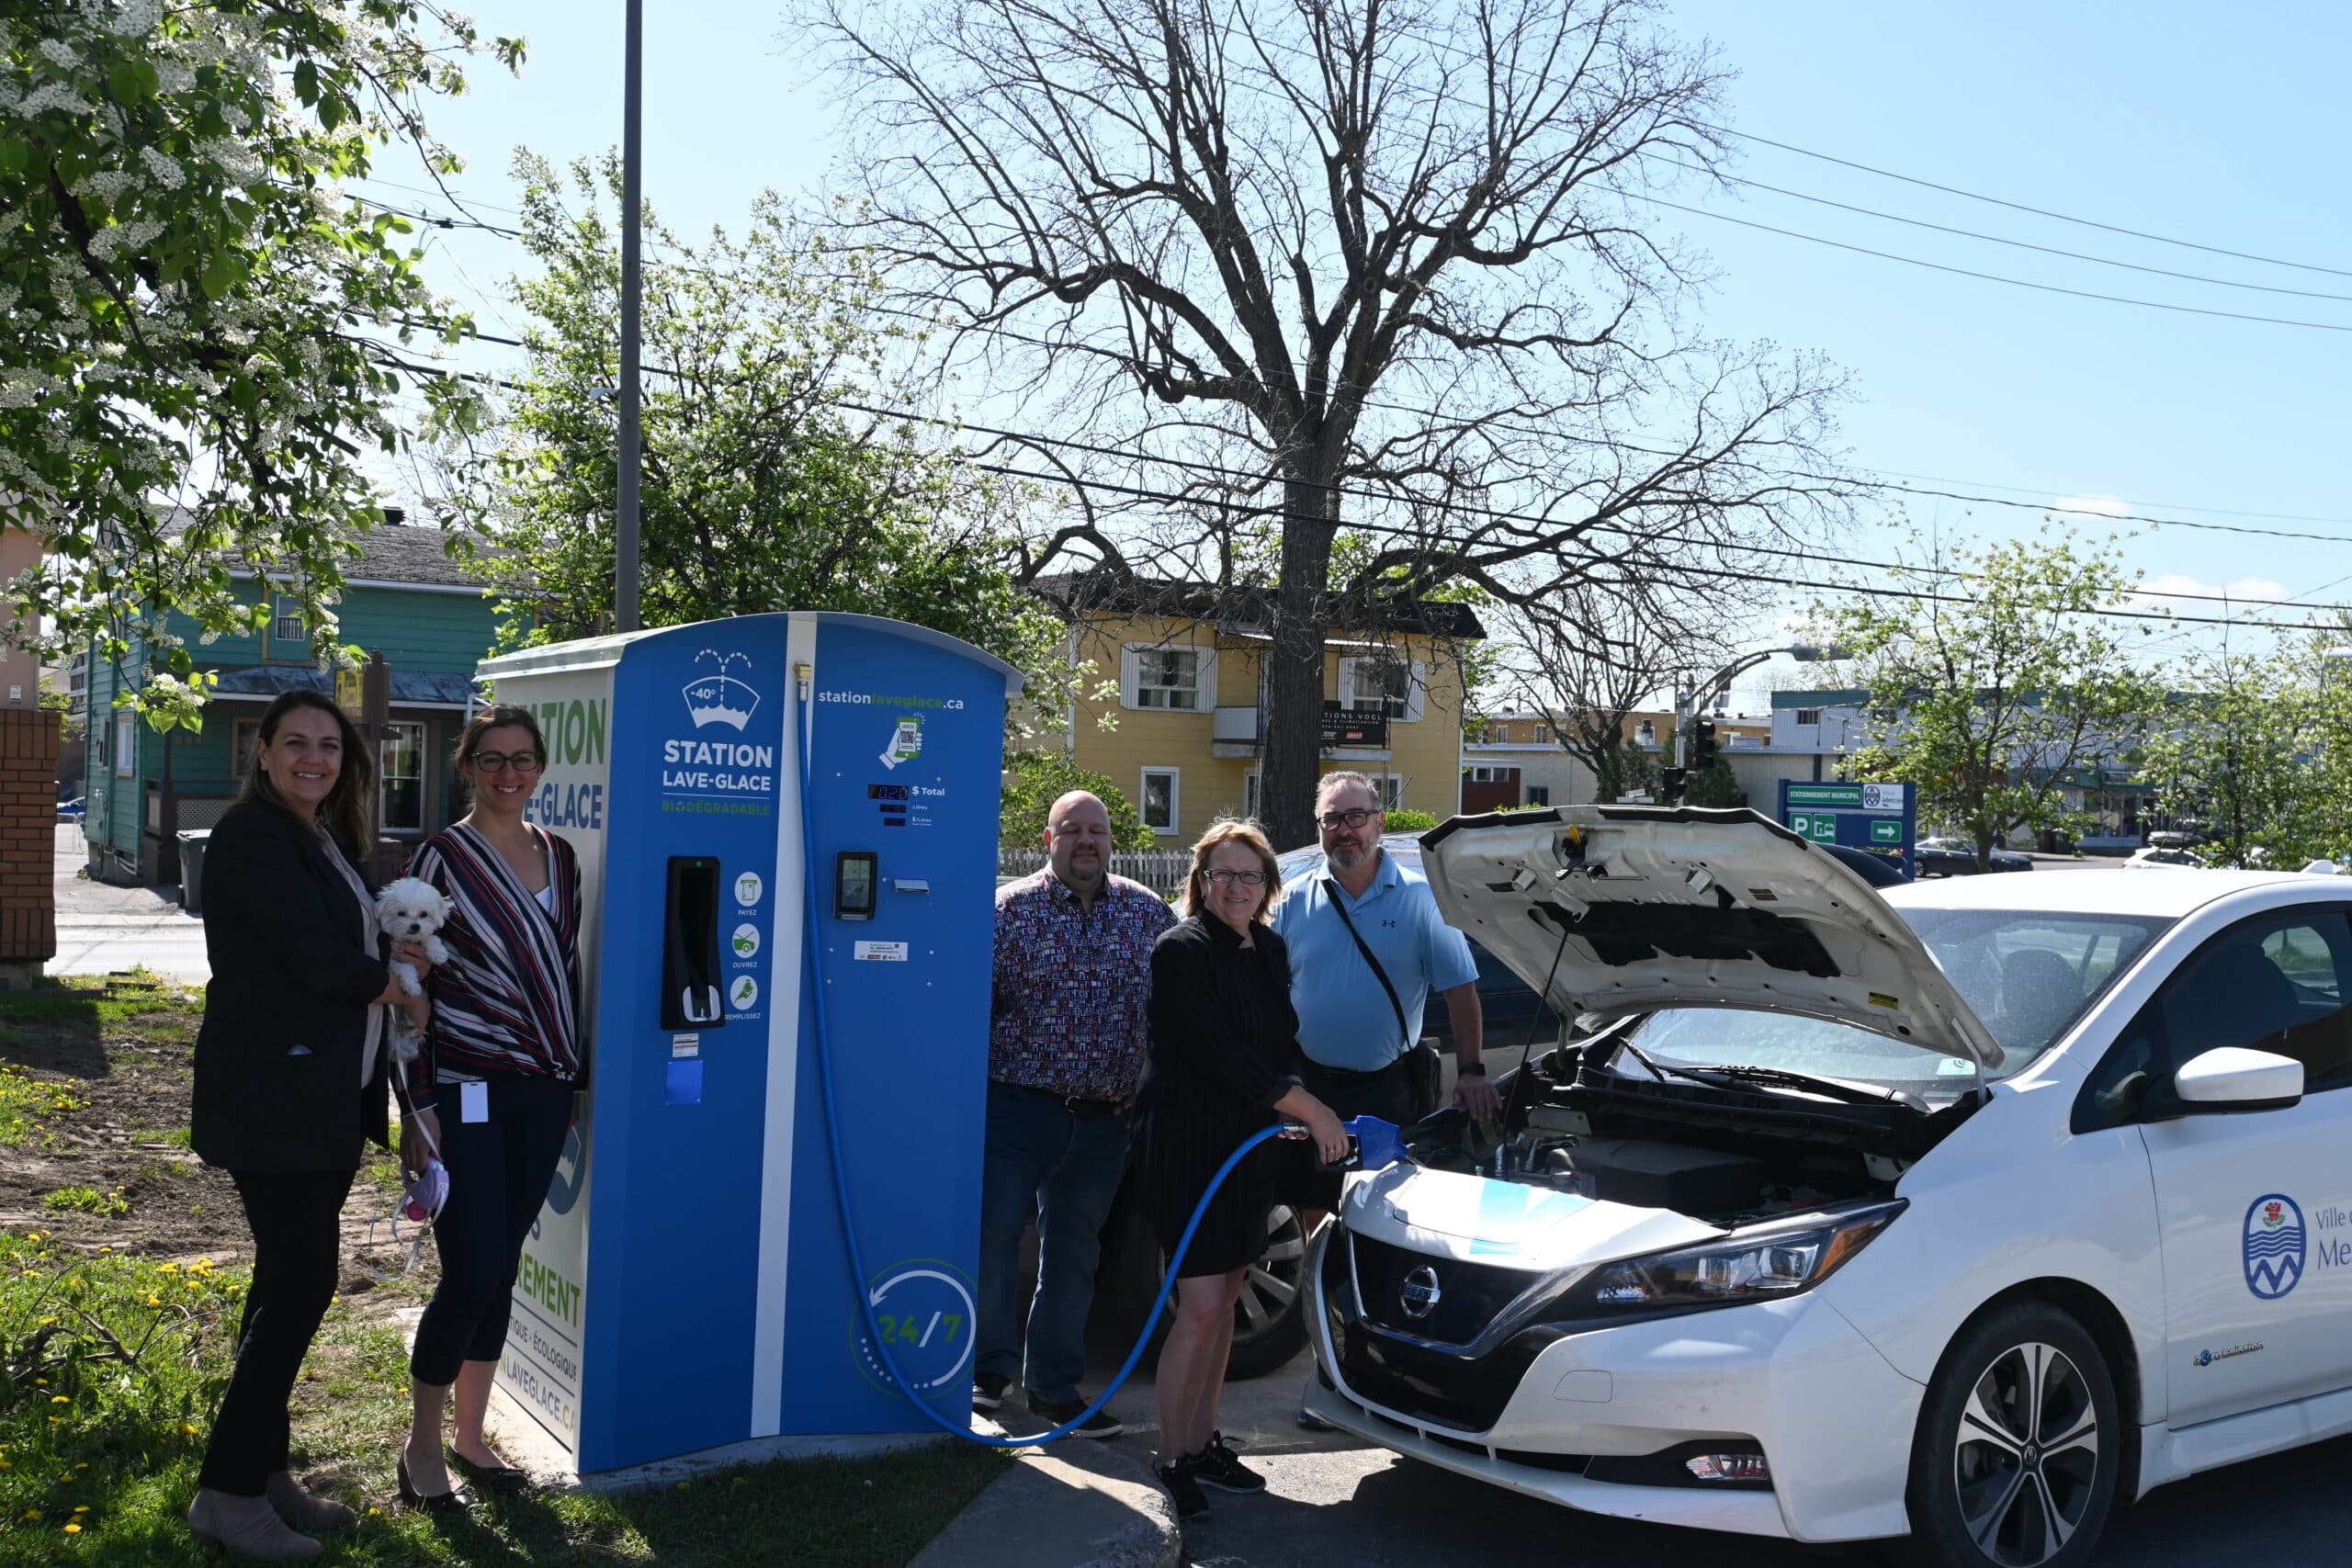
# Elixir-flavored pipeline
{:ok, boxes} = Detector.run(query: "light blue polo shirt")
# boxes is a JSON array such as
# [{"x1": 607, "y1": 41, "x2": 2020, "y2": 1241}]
[{"x1": 1272, "y1": 849, "x2": 1478, "y2": 1071}]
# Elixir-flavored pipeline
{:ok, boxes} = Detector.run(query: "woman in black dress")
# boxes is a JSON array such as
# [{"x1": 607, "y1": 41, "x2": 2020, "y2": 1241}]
[
  {"x1": 185, "y1": 690, "x2": 433, "y2": 1560},
  {"x1": 1137, "y1": 818, "x2": 1346, "y2": 1519}
]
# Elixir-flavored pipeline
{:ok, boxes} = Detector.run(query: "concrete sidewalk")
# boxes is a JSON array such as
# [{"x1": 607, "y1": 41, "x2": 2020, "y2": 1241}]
[{"x1": 47, "y1": 823, "x2": 211, "y2": 984}]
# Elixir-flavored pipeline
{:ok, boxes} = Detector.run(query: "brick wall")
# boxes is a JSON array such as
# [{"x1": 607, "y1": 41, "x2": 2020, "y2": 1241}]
[{"x1": 0, "y1": 707, "x2": 60, "y2": 963}]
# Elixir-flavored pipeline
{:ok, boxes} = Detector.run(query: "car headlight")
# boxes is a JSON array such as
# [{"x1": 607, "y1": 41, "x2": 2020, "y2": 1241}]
[{"x1": 1551, "y1": 1201, "x2": 1905, "y2": 1319}]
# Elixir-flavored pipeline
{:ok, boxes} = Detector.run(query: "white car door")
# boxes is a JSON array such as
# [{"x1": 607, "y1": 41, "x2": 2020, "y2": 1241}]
[{"x1": 2081, "y1": 907, "x2": 2352, "y2": 1427}]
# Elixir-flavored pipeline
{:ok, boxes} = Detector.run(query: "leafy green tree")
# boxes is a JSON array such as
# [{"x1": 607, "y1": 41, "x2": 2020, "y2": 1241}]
[
  {"x1": 1683, "y1": 752, "x2": 1742, "y2": 808},
  {"x1": 1828, "y1": 526, "x2": 2164, "y2": 870},
  {"x1": 999, "y1": 749, "x2": 1151, "y2": 850},
  {"x1": 1, "y1": 2, "x2": 518, "y2": 728},
  {"x1": 2143, "y1": 646, "x2": 2331, "y2": 869},
  {"x1": 437, "y1": 153, "x2": 1074, "y2": 728}
]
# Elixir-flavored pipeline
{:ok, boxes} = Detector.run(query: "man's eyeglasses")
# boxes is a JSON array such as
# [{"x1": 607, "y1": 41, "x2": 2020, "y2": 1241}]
[
  {"x1": 1203, "y1": 868, "x2": 1266, "y2": 887},
  {"x1": 469, "y1": 750, "x2": 544, "y2": 774},
  {"x1": 1317, "y1": 807, "x2": 1379, "y2": 829}
]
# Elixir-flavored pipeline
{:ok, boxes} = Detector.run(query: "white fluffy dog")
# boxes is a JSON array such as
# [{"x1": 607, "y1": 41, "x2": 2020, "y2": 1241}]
[{"x1": 376, "y1": 876, "x2": 454, "y2": 1021}]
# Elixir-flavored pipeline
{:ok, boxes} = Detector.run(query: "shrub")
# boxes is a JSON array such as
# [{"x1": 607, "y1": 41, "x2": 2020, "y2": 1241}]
[{"x1": 1385, "y1": 808, "x2": 1440, "y2": 831}]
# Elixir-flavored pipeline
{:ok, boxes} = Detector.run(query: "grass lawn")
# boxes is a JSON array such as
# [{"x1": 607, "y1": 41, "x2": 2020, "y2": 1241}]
[{"x1": 0, "y1": 976, "x2": 1004, "y2": 1565}]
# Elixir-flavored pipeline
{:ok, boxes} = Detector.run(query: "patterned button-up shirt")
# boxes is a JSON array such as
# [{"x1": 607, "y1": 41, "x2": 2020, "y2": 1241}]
[{"x1": 991, "y1": 870, "x2": 1176, "y2": 1100}]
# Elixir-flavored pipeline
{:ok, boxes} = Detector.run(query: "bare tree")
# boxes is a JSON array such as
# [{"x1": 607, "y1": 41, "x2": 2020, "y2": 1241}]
[
  {"x1": 805, "y1": 0, "x2": 1845, "y2": 844},
  {"x1": 1503, "y1": 584, "x2": 1729, "y2": 803}
]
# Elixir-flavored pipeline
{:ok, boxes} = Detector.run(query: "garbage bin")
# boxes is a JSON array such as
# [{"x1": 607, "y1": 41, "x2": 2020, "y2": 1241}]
[{"x1": 176, "y1": 829, "x2": 211, "y2": 916}]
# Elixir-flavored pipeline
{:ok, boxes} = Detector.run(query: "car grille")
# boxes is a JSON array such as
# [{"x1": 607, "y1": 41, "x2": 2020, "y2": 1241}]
[
  {"x1": 1348, "y1": 1233, "x2": 1544, "y2": 1348},
  {"x1": 1321, "y1": 1229, "x2": 1562, "y2": 1434}
]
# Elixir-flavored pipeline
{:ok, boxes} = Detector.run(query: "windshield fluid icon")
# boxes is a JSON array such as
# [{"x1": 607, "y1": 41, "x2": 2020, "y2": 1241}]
[{"x1": 684, "y1": 650, "x2": 761, "y2": 730}]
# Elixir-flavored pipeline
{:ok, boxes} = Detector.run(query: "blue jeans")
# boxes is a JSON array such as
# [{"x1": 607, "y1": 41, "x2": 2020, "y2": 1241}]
[{"x1": 976, "y1": 1082, "x2": 1130, "y2": 1404}]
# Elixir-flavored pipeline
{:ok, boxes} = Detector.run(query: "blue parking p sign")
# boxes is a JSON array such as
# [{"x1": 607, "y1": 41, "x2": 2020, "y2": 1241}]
[{"x1": 1778, "y1": 781, "x2": 1917, "y2": 880}]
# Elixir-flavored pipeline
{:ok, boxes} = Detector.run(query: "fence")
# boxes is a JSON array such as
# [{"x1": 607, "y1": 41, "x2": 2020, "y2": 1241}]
[{"x1": 997, "y1": 847, "x2": 1193, "y2": 897}]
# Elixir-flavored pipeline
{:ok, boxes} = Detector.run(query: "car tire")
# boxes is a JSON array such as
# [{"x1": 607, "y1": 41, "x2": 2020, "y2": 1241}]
[
  {"x1": 1904, "y1": 1302, "x2": 2121, "y2": 1568},
  {"x1": 1096, "y1": 1201, "x2": 1310, "y2": 1381}
]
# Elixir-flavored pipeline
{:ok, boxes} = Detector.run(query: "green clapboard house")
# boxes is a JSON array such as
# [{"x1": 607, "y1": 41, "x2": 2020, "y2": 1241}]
[{"x1": 83, "y1": 520, "x2": 503, "y2": 886}]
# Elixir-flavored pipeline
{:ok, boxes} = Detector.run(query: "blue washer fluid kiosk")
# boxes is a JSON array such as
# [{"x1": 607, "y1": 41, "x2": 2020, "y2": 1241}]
[{"x1": 471, "y1": 613, "x2": 1020, "y2": 1473}]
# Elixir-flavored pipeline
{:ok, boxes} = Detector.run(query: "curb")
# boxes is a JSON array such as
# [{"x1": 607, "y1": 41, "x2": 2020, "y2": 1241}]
[{"x1": 907, "y1": 1435, "x2": 1180, "y2": 1568}]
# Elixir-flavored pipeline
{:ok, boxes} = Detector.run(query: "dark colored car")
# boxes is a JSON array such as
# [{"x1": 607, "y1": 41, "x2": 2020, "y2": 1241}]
[
  {"x1": 1914, "y1": 838, "x2": 2032, "y2": 877},
  {"x1": 1080, "y1": 831, "x2": 1559, "y2": 1380}
]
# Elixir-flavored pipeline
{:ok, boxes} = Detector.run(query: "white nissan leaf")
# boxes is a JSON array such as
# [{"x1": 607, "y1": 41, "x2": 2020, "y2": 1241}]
[{"x1": 1304, "y1": 807, "x2": 2352, "y2": 1568}]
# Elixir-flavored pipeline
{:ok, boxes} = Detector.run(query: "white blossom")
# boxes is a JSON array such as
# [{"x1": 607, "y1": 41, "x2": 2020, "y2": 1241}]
[
  {"x1": 138, "y1": 145, "x2": 185, "y2": 189},
  {"x1": 38, "y1": 38, "x2": 79, "y2": 70},
  {"x1": 19, "y1": 83, "x2": 96, "y2": 117}
]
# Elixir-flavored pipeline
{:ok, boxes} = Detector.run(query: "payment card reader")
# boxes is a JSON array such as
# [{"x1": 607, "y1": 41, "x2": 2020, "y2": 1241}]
[
  {"x1": 835, "y1": 851, "x2": 878, "y2": 921},
  {"x1": 661, "y1": 855, "x2": 726, "y2": 1029}
]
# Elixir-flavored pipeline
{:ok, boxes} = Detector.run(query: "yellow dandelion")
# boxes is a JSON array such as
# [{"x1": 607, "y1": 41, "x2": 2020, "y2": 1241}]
[
  {"x1": 73, "y1": 1505, "x2": 88, "y2": 1513},
  {"x1": 22, "y1": 1509, "x2": 40, "y2": 1521},
  {"x1": 674, "y1": 1481, "x2": 690, "y2": 1490},
  {"x1": 74, "y1": 1462, "x2": 86, "y2": 1470},
  {"x1": 34, "y1": 1378, "x2": 46, "y2": 1386},
  {"x1": 180, "y1": 1424, "x2": 198, "y2": 1437},
  {"x1": 157, "y1": 1261, "x2": 178, "y2": 1272},
  {"x1": 145, "y1": 1293, "x2": 161, "y2": 1306},
  {"x1": 40, "y1": 1316, "x2": 57, "y2": 1326},
  {"x1": 0, "y1": 1459, "x2": 11, "y2": 1470},
  {"x1": 63, "y1": 1522, "x2": 81, "y2": 1534},
  {"x1": 49, "y1": 1395, "x2": 70, "y2": 1404},
  {"x1": 368, "y1": 1506, "x2": 381, "y2": 1517}
]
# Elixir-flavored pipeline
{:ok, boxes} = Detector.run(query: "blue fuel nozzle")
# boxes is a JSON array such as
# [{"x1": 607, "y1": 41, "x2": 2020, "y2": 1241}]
[{"x1": 1344, "y1": 1115, "x2": 1405, "y2": 1171}]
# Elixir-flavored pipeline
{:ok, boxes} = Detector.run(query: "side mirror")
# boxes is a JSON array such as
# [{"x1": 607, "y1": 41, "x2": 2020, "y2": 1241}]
[{"x1": 2175, "y1": 1047, "x2": 2304, "y2": 1113}]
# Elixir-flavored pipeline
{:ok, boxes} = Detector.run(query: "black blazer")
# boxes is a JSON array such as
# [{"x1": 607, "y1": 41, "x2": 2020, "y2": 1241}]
[
  {"x1": 1144, "y1": 915, "x2": 1304, "y2": 1116},
  {"x1": 191, "y1": 802, "x2": 393, "y2": 1172}
]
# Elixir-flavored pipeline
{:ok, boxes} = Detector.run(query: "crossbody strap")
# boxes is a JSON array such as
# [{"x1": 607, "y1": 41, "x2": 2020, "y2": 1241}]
[{"x1": 1322, "y1": 877, "x2": 1411, "y2": 1056}]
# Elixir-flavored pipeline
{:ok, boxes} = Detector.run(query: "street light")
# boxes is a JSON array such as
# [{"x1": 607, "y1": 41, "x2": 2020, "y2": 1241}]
[{"x1": 1667, "y1": 643, "x2": 1850, "y2": 804}]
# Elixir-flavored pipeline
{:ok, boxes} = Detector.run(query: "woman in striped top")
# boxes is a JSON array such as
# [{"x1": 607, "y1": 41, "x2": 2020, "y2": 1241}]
[{"x1": 394, "y1": 705, "x2": 583, "y2": 1508}]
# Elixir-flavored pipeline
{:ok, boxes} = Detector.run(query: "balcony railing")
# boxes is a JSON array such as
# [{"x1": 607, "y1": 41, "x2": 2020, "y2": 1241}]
[{"x1": 1208, "y1": 704, "x2": 1390, "y2": 750}]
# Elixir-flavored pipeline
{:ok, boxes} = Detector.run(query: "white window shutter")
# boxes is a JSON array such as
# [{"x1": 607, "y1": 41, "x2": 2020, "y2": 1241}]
[
  {"x1": 1338, "y1": 656, "x2": 1359, "y2": 710},
  {"x1": 1120, "y1": 645, "x2": 1142, "y2": 709},
  {"x1": 1194, "y1": 644, "x2": 1217, "y2": 710},
  {"x1": 1406, "y1": 659, "x2": 1427, "y2": 722}
]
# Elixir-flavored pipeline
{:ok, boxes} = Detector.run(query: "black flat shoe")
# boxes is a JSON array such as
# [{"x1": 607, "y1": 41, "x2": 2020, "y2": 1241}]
[
  {"x1": 445, "y1": 1445, "x2": 531, "y2": 1495},
  {"x1": 396, "y1": 1452, "x2": 471, "y2": 1514}
]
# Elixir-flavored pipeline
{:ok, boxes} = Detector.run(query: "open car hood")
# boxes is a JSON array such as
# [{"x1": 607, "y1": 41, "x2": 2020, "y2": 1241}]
[{"x1": 1420, "y1": 806, "x2": 2004, "y2": 1068}]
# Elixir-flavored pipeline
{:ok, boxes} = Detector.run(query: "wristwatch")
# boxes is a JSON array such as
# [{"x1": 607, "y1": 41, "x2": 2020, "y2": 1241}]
[{"x1": 1457, "y1": 1062, "x2": 1487, "y2": 1077}]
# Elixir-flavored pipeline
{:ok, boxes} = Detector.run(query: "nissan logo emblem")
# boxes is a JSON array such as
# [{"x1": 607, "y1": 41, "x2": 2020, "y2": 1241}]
[{"x1": 1399, "y1": 1265, "x2": 1442, "y2": 1320}]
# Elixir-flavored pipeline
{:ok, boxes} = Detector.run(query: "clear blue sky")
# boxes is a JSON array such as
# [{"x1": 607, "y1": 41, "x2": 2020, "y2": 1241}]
[{"x1": 378, "y1": 1, "x2": 2352, "y2": 703}]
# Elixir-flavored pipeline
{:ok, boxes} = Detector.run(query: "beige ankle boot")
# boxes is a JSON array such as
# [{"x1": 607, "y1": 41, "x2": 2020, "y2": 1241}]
[
  {"x1": 187, "y1": 1487, "x2": 324, "y2": 1561},
  {"x1": 266, "y1": 1471, "x2": 357, "y2": 1533}
]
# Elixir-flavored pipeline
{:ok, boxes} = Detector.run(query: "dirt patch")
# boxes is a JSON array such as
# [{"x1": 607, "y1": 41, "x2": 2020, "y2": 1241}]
[{"x1": 0, "y1": 973, "x2": 432, "y2": 1299}]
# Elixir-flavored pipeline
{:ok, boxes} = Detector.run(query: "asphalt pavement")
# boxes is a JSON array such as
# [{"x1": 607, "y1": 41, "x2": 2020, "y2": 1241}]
[{"x1": 1057, "y1": 1343, "x2": 2352, "y2": 1567}]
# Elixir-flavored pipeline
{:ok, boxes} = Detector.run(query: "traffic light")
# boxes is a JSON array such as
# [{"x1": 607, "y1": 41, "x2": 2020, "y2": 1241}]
[
  {"x1": 1661, "y1": 767, "x2": 1689, "y2": 805},
  {"x1": 1691, "y1": 718, "x2": 1719, "y2": 769}
]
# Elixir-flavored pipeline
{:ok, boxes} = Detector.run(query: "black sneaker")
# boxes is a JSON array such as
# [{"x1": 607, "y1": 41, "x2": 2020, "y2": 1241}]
[
  {"x1": 1028, "y1": 1394, "x2": 1125, "y2": 1438},
  {"x1": 972, "y1": 1371, "x2": 1012, "y2": 1413},
  {"x1": 1156, "y1": 1455, "x2": 1210, "y2": 1520},
  {"x1": 1193, "y1": 1430, "x2": 1266, "y2": 1495}
]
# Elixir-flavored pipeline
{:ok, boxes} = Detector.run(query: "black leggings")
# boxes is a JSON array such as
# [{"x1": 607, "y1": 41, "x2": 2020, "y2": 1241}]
[
  {"x1": 408, "y1": 1076, "x2": 572, "y2": 1387},
  {"x1": 200, "y1": 1168, "x2": 356, "y2": 1495}
]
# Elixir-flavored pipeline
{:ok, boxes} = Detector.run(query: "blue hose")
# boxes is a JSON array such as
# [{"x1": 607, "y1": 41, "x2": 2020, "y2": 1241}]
[{"x1": 801, "y1": 756, "x2": 1310, "y2": 1447}]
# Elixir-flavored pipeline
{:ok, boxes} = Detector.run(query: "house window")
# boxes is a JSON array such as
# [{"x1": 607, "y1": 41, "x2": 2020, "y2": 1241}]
[
  {"x1": 1525, "y1": 784, "x2": 1551, "y2": 807},
  {"x1": 1464, "y1": 765, "x2": 1511, "y2": 783},
  {"x1": 232, "y1": 719, "x2": 261, "y2": 781},
  {"x1": 1378, "y1": 775, "x2": 1403, "y2": 809},
  {"x1": 114, "y1": 713, "x2": 135, "y2": 776},
  {"x1": 1139, "y1": 767, "x2": 1180, "y2": 836},
  {"x1": 1532, "y1": 725, "x2": 1551, "y2": 744},
  {"x1": 1635, "y1": 719, "x2": 1656, "y2": 745},
  {"x1": 1125, "y1": 646, "x2": 1205, "y2": 711},
  {"x1": 1795, "y1": 708, "x2": 1823, "y2": 726},
  {"x1": 1342, "y1": 655, "x2": 1420, "y2": 721},
  {"x1": 380, "y1": 721, "x2": 425, "y2": 831},
  {"x1": 272, "y1": 594, "x2": 305, "y2": 648}
]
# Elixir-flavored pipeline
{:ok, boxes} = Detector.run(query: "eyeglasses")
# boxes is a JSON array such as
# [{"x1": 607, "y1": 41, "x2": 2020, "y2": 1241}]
[
  {"x1": 469, "y1": 750, "x2": 544, "y2": 774},
  {"x1": 1203, "y1": 868, "x2": 1266, "y2": 887},
  {"x1": 1317, "y1": 807, "x2": 1380, "y2": 829}
]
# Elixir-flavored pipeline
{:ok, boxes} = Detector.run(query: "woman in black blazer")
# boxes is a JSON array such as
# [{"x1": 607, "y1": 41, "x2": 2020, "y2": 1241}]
[
  {"x1": 186, "y1": 690, "x2": 432, "y2": 1562},
  {"x1": 1135, "y1": 818, "x2": 1346, "y2": 1519}
]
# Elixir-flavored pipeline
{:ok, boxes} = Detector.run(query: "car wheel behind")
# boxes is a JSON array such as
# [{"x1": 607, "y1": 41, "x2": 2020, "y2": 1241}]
[{"x1": 1904, "y1": 1302, "x2": 2120, "y2": 1568}]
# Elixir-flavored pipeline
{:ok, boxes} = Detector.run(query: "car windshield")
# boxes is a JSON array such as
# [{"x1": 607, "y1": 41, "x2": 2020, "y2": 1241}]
[{"x1": 1619, "y1": 908, "x2": 2173, "y2": 1094}]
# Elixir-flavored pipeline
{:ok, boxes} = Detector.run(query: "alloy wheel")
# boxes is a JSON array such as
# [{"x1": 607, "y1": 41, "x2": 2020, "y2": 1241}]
[
  {"x1": 1237, "y1": 1204, "x2": 1305, "y2": 1335},
  {"x1": 1951, "y1": 1341, "x2": 2101, "y2": 1567}
]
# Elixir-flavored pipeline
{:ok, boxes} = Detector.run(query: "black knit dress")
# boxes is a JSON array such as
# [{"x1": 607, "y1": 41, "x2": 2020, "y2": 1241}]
[{"x1": 1136, "y1": 914, "x2": 1304, "y2": 1279}]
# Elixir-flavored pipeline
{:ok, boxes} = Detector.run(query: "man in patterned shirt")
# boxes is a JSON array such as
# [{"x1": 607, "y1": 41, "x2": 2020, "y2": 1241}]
[{"x1": 977, "y1": 790, "x2": 1175, "y2": 1437}]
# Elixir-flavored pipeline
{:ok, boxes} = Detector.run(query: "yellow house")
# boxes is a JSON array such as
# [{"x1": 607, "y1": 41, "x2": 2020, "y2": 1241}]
[{"x1": 1032, "y1": 575, "x2": 1485, "y2": 845}]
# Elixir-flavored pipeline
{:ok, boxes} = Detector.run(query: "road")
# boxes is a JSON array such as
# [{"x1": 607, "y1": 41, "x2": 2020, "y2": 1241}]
[
  {"x1": 1046, "y1": 1343, "x2": 2352, "y2": 1566},
  {"x1": 47, "y1": 824, "x2": 211, "y2": 983}
]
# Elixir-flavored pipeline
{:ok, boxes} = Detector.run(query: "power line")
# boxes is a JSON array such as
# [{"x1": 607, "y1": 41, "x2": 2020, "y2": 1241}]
[
  {"x1": 1705, "y1": 122, "x2": 2352, "y2": 282},
  {"x1": 1647, "y1": 156, "x2": 2352, "y2": 305},
  {"x1": 1639, "y1": 194, "x2": 2352, "y2": 334}
]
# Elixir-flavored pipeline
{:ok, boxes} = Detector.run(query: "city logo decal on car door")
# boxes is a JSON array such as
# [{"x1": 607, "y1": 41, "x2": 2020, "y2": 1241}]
[{"x1": 2244, "y1": 1193, "x2": 2307, "y2": 1301}]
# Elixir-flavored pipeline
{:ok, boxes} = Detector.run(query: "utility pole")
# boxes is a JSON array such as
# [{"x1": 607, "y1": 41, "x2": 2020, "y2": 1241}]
[{"x1": 615, "y1": 0, "x2": 644, "y2": 634}]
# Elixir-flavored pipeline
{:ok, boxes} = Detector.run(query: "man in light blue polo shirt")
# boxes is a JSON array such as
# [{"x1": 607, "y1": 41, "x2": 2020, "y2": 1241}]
[{"x1": 1273, "y1": 772, "x2": 1498, "y2": 1136}]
